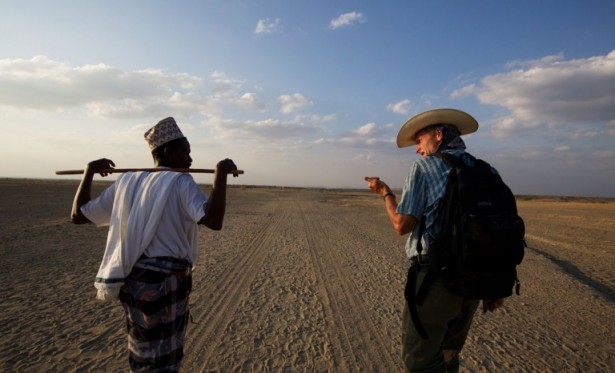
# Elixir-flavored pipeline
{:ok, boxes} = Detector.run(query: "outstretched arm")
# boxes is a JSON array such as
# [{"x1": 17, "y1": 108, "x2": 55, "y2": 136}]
[
  {"x1": 364, "y1": 176, "x2": 416, "y2": 235},
  {"x1": 200, "y1": 159, "x2": 238, "y2": 230},
  {"x1": 71, "y1": 158, "x2": 115, "y2": 224}
]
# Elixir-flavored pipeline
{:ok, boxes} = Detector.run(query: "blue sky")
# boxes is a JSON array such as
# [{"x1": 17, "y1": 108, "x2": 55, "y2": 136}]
[{"x1": 1, "y1": 1, "x2": 614, "y2": 197}]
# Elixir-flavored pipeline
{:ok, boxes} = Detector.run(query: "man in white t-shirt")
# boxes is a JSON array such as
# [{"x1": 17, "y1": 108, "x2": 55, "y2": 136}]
[{"x1": 71, "y1": 117, "x2": 237, "y2": 372}]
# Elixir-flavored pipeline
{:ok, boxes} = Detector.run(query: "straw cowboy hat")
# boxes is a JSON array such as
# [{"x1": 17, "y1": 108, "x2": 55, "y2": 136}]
[{"x1": 396, "y1": 108, "x2": 479, "y2": 148}]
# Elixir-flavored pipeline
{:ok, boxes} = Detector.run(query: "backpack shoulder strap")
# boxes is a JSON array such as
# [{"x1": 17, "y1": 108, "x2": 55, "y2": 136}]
[
  {"x1": 404, "y1": 263, "x2": 429, "y2": 339},
  {"x1": 406, "y1": 153, "x2": 462, "y2": 339},
  {"x1": 432, "y1": 151, "x2": 478, "y2": 169},
  {"x1": 434, "y1": 152, "x2": 500, "y2": 179}
]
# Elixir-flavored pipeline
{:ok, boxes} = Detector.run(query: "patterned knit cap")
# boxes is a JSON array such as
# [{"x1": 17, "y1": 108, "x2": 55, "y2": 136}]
[{"x1": 144, "y1": 117, "x2": 185, "y2": 151}]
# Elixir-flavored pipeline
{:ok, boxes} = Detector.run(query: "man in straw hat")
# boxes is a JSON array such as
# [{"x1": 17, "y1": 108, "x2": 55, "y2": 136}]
[
  {"x1": 71, "y1": 117, "x2": 237, "y2": 372},
  {"x1": 365, "y1": 108, "x2": 505, "y2": 372}
]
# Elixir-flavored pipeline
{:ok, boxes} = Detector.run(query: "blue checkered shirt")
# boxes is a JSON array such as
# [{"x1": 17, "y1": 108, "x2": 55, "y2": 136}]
[{"x1": 396, "y1": 149, "x2": 474, "y2": 258}]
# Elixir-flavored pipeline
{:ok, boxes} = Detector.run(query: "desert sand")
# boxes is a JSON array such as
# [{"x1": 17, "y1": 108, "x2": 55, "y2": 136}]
[{"x1": 1, "y1": 178, "x2": 613, "y2": 372}]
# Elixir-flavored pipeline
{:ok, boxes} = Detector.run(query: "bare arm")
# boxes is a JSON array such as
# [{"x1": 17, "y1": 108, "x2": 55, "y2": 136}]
[
  {"x1": 70, "y1": 158, "x2": 115, "y2": 224},
  {"x1": 365, "y1": 176, "x2": 416, "y2": 235},
  {"x1": 199, "y1": 159, "x2": 238, "y2": 230},
  {"x1": 482, "y1": 298, "x2": 505, "y2": 313}
]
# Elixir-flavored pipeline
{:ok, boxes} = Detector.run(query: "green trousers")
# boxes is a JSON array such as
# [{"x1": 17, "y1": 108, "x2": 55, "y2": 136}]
[{"x1": 402, "y1": 264, "x2": 479, "y2": 373}]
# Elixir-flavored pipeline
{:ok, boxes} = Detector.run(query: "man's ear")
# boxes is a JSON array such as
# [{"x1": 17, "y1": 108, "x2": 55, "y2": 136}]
[
  {"x1": 435, "y1": 128, "x2": 444, "y2": 141},
  {"x1": 163, "y1": 144, "x2": 173, "y2": 159},
  {"x1": 159, "y1": 144, "x2": 176, "y2": 165}
]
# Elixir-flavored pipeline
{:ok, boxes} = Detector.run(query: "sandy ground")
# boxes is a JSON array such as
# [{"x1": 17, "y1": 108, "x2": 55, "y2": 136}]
[{"x1": 0, "y1": 178, "x2": 613, "y2": 372}]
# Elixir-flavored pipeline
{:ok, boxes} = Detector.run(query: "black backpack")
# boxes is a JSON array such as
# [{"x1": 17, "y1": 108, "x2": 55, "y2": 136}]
[{"x1": 405, "y1": 152, "x2": 525, "y2": 338}]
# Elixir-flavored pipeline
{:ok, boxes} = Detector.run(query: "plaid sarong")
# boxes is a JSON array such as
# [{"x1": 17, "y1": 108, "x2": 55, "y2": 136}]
[{"x1": 119, "y1": 256, "x2": 192, "y2": 372}]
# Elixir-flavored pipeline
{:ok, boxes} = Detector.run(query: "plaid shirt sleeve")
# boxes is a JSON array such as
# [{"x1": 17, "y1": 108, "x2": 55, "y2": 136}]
[
  {"x1": 395, "y1": 155, "x2": 454, "y2": 257},
  {"x1": 396, "y1": 162, "x2": 426, "y2": 219}
]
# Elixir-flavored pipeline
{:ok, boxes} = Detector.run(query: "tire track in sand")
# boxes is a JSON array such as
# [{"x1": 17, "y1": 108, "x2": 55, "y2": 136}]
[
  {"x1": 298, "y1": 200, "x2": 399, "y2": 371},
  {"x1": 182, "y1": 202, "x2": 288, "y2": 372}
]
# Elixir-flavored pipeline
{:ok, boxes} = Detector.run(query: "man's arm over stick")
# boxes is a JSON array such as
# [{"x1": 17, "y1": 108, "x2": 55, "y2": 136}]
[
  {"x1": 56, "y1": 168, "x2": 244, "y2": 175},
  {"x1": 71, "y1": 158, "x2": 115, "y2": 224},
  {"x1": 199, "y1": 159, "x2": 238, "y2": 230}
]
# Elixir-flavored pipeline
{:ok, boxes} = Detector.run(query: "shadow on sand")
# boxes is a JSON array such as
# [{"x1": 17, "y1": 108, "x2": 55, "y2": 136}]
[{"x1": 528, "y1": 246, "x2": 615, "y2": 304}]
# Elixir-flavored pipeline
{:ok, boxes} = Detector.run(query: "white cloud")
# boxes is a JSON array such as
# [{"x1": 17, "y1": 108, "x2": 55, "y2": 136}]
[
  {"x1": 235, "y1": 92, "x2": 264, "y2": 110},
  {"x1": 210, "y1": 71, "x2": 245, "y2": 95},
  {"x1": 208, "y1": 116, "x2": 323, "y2": 140},
  {"x1": 486, "y1": 114, "x2": 542, "y2": 139},
  {"x1": 593, "y1": 149, "x2": 615, "y2": 159},
  {"x1": 0, "y1": 56, "x2": 275, "y2": 125},
  {"x1": 450, "y1": 84, "x2": 475, "y2": 100},
  {"x1": 205, "y1": 71, "x2": 267, "y2": 112},
  {"x1": 305, "y1": 120, "x2": 397, "y2": 155},
  {"x1": 452, "y1": 50, "x2": 615, "y2": 138},
  {"x1": 333, "y1": 122, "x2": 395, "y2": 149},
  {"x1": 311, "y1": 113, "x2": 336, "y2": 123},
  {"x1": 356, "y1": 123, "x2": 377, "y2": 135},
  {"x1": 278, "y1": 93, "x2": 312, "y2": 113},
  {"x1": 504, "y1": 53, "x2": 566, "y2": 69},
  {"x1": 255, "y1": 18, "x2": 280, "y2": 34},
  {"x1": 0, "y1": 56, "x2": 203, "y2": 114},
  {"x1": 386, "y1": 99, "x2": 411, "y2": 115},
  {"x1": 329, "y1": 12, "x2": 366, "y2": 29}
]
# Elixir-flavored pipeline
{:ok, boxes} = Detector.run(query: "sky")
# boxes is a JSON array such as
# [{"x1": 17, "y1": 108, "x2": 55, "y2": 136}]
[{"x1": 1, "y1": 1, "x2": 614, "y2": 197}]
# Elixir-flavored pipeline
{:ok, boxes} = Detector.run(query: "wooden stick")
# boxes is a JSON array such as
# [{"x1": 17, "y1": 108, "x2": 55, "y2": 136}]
[{"x1": 55, "y1": 168, "x2": 244, "y2": 175}]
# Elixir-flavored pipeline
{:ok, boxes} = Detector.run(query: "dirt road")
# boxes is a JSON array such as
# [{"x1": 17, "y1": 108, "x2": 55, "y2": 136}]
[{"x1": 0, "y1": 180, "x2": 613, "y2": 372}]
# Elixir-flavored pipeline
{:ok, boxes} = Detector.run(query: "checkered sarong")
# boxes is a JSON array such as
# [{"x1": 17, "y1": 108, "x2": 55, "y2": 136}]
[{"x1": 119, "y1": 256, "x2": 192, "y2": 372}]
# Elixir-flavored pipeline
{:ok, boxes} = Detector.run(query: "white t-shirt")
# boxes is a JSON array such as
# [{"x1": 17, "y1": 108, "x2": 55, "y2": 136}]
[{"x1": 82, "y1": 173, "x2": 208, "y2": 264}]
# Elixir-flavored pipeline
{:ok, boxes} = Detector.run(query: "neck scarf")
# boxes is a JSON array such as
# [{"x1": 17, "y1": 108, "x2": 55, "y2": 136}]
[{"x1": 436, "y1": 124, "x2": 466, "y2": 152}]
